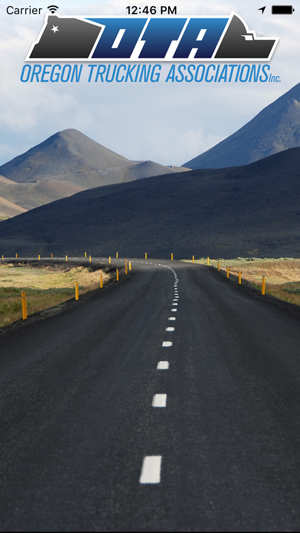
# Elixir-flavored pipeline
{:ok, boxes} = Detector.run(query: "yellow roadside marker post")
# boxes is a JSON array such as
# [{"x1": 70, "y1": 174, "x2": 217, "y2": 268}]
[
  {"x1": 1, "y1": 255, "x2": 3, "y2": 260},
  {"x1": 145, "y1": 253, "x2": 147, "y2": 259},
  {"x1": 192, "y1": 256, "x2": 194, "y2": 263},
  {"x1": 21, "y1": 291, "x2": 27, "y2": 320},
  {"x1": 227, "y1": 267, "x2": 230, "y2": 278},
  {"x1": 75, "y1": 281, "x2": 79, "y2": 300},
  {"x1": 171, "y1": 253, "x2": 173, "y2": 261},
  {"x1": 116, "y1": 269, "x2": 119, "y2": 281},
  {"x1": 109, "y1": 256, "x2": 111, "y2": 264},
  {"x1": 85, "y1": 252, "x2": 87, "y2": 258},
  {"x1": 66, "y1": 255, "x2": 68, "y2": 262},
  {"x1": 116, "y1": 252, "x2": 118, "y2": 259},
  {"x1": 207, "y1": 257, "x2": 209, "y2": 266},
  {"x1": 100, "y1": 274, "x2": 103, "y2": 288},
  {"x1": 51, "y1": 253, "x2": 53, "y2": 258},
  {"x1": 262, "y1": 276, "x2": 266, "y2": 295},
  {"x1": 38, "y1": 255, "x2": 40, "y2": 261},
  {"x1": 16, "y1": 253, "x2": 18, "y2": 258},
  {"x1": 218, "y1": 261, "x2": 220, "y2": 271},
  {"x1": 89, "y1": 256, "x2": 92, "y2": 262},
  {"x1": 239, "y1": 271, "x2": 242, "y2": 284},
  {"x1": 129, "y1": 261, "x2": 132, "y2": 271}
]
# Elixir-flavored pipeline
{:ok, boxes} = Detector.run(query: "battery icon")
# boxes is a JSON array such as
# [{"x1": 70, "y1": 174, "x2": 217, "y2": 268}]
[{"x1": 272, "y1": 5, "x2": 295, "y2": 14}]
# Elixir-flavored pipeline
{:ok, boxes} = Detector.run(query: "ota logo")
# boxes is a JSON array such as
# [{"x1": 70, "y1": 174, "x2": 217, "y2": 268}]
[{"x1": 26, "y1": 13, "x2": 279, "y2": 62}]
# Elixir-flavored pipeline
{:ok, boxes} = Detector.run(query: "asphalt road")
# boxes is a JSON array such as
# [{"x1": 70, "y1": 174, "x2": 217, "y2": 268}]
[{"x1": 1, "y1": 258, "x2": 300, "y2": 531}]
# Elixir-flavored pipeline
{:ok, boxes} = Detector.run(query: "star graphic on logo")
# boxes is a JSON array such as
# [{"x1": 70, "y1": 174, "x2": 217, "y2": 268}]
[{"x1": 51, "y1": 25, "x2": 59, "y2": 33}]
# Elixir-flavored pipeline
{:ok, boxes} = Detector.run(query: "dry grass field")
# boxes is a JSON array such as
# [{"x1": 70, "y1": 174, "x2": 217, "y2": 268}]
[
  {"x1": 183, "y1": 257, "x2": 300, "y2": 306},
  {"x1": 0, "y1": 262, "x2": 110, "y2": 328}
]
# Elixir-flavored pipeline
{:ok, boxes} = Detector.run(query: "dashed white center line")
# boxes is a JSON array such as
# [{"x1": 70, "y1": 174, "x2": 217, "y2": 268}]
[
  {"x1": 137, "y1": 268, "x2": 180, "y2": 487},
  {"x1": 162, "y1": 341, "x2": 173, "y2": 347},
  {"x1": 152, "y1": 394, "x2": 167, "y2": 408},
  {"x1": 157, "y1": 361, "x2": 169, "y2": 369},
  {"x1": 139, "y1": 456, "x2": 162, "y2": 484}
]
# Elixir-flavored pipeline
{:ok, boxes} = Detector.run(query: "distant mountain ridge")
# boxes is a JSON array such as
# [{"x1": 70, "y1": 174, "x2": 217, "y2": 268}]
[
  {"x1": 0, "y1": 129, "x2": 133, "y2": 188},
  {"x1": 183, "y1": 83, "x2": 300, "y2": 169},
  {"x1": 0, "y1": 129, "x2": 188, "y2": 188},
  {"x1": 0, "y1": 129, "x2": 189, "y2": 216},
  {"x1": 0, "y1": 179, "x2": 82, "y2": 211},
  {"x1": 0, "y1": 193, "x2": 27, "y2": 219}
]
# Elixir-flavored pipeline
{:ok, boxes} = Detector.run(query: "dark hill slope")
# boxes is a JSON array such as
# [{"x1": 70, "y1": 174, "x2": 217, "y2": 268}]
[
  {"x1": 184, "y1": 83, "x2": 300, "y2": 169},
  {"x1": 0, "y1": 162, "x2": 188, "y2": 212},
  {"x1": 1, "y1": 147, "x2": 300, "y2": 259}
]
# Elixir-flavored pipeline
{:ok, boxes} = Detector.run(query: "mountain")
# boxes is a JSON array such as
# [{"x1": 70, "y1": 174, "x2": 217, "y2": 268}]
[
  {"x1": 0, "y1": 129, "x2": 131, "y2": 188},
  {"x1": 0, "y1": 129, "x2": 189, "y2": 190},
  {"x1": 0, "y1": 129, "x2": 189, "y2": 218},
  {"x1": 183, "y1": 83, "x2": 300, "y2": 169},
  {"x1": 0, "y1": 177, "x2": 82, "y2": 211},
  {"x1": 0, "y1": 195, "x2": 27, "y2": 220},
  {"x1": 0, "y1": 147, "x2": 300, "y2": 259}
]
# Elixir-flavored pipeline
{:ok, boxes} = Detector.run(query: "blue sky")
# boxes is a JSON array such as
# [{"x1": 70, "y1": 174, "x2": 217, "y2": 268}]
[{"x1": 0, "y1": 0, "x2": 299, "y2": 167}]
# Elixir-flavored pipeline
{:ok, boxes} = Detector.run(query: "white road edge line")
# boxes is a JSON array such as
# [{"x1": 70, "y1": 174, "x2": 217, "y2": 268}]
[
  {"x1": 165, "y1": 327, "x2": 175, "y2": 331},
  {"x1": 168, "y1": 317, "x2": 176, "y2": 321},
  {"x1": 139, "y1": 456, "x2": 162, "y2": 484}
]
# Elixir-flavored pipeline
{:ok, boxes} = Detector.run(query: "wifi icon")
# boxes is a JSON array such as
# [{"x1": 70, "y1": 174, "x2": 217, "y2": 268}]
[{"x1": 47, "y1": 5, "x2": 59, "y2": 13}]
